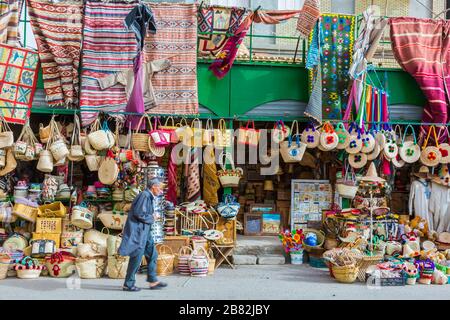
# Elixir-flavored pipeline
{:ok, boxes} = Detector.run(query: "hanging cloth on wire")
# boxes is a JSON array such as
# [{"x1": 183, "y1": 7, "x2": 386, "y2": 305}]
[{"x1": 124, "y1": 3, "x2": 157, "y2": 130}]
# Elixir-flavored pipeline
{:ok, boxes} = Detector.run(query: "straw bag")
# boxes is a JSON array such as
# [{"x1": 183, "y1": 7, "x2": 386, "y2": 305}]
[
  {"x1": 176, "y1": 118, "x2": 193, "y2": 147},
  {"x1": 45, "y1": 251, "x2": 76, "y2": 278},
  {"x1": 68, "y1": 115, "x2": 84, "y2": 162},
  {"x1": 3, "y1": 233, "x2": 28, "y2": 251},
  {"x1": 272, "y1": 120, "x2": 290, "y2": 144},
  {"x1": 107, "y1": 234, "x2": 122, "y2": 256},
  {"x1": 84, "y1": 227, "x2": 110, "y2": 248},
  {"x1": 0, "y1": 253, "x2": 10, "y2": 280},
  {"x1": 88, "y1": 119, "x2": 114, "y2": 151},
  {"x1": 214, "y1": 119, "x2": 233, "y2": 148},
  {"x1": 0, "y1": 202, "x2": 16, "y2": 223},
  {"x1": 107, "y1": 255, "x2": 129, "y2": 279},
  {"x1": 149, "y1": 117, "x2": 170, "y2": 147},
  {"x1": 207, "y1": 249, "x2": 215, "y2": 275},
  {"x1": 177, "y1": 246, "x2": 193, "y2": 275},
  {"x1": 383, "y1": 128, "x2": 398, "y2": 160},
  {"x1": 421, "y1": 125, "x2": 441, "y2": 167},
  {"x1": 360, "y1": 130, "x2": 376, "y2": 154},
  {"x1": 280, "y1": 134, "x2": 306, "y2": 163},
  {"x1": 348, "y1": 152, "x2": 368, "y2": 169},
  {"x1": 203, "y1": 118, "x2": 214, "y2": 146},
  {"x1": 37, "y1": 201, "x2": 66, "y2": 218},
  {"x1": 189, "y1": 118, "x2": 203, "y2": 148},
  {"x1": 331, "y1": 264, "x2": 359, "y2": 283},
  {"x1": 159, "y1": 116, "x2": 179, "y2": 144},
  {"x1": 77, "y1": 242, "x2": 107, "y2": 258},
  {"x1": 98, "y1": 155, "x2": 119, "y2": 186},
  {"x1": 156, "y1": 245, "x2": 175, "y2": 276},
  {"x1": 217, "y1": 152, "x2": 243, "y2": 188},
  {"x1": 71, "y1": 203, "x2": 94, "y2": 229},
  {"x1": 98, "y1": 211, "x2": 127, "y2": 230},
  {"x1": 188, "y1": 247, "x2": 209, "y2": 277},
  {"x1": 238, "y1": 120, "x2": 259, "y2": 147},
  {"x1": 132, "y1": 115, "x2": 151, "y2": 152},
  {"x1": 85, "y1": 154, "x2": 100, "y2": 172},
  {"x1": 345, "y1": 124, "x2": 363, "y2": 154},
  {"x1": 437, "y1": 126, "x2": 450, "y2": 164},
  {"x1": 301, "y1": 123, "x2": 320, "y2": 148},
  {"x1": 14, "y1": 121, "x2": 35, "y2": 161},
  {"x1": 336, "y1": 164, "x2": 358, "y2": 199},
  {"x1": 12, "y1": 198, "x2": 38, "y2": 223},
  {"x1": 39, "y1": 122, "x2": 51, "y2": 144},
  {"x1": 335, "y1": 122, "x2": 351, "y2": 149},
  {"x1": 0, "y1": 116, "x2": 14, "y2": 149},
  {"x1": 14, "y1": 256, "x2": 43, "y2": 279},
  {"x1": 61, "y1": 231, "x2": 83, "y2": 248},
  {"x1": 399, "y1": 125, "x2": 420, "y2": 163},
  {"x1": 75, "y1": 257, "x2": 106, "y2": 279},
  {"x1": 49, "y1": 118, "x2": 69, "y2": 161},
  {"x1": 30, "y1": 239, "x2": 56, "y2": 257},
  {"x1": 0, "y1": 149, "x2": 16, "y2": 176},
  {"x1": 319, "y1": 122, "x2": 339, "y2": 151}
]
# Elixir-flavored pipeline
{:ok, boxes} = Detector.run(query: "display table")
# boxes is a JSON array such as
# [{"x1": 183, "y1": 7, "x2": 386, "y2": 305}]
[{"x1": 210, "y1": 243, "x2": 235, "y2": 269}]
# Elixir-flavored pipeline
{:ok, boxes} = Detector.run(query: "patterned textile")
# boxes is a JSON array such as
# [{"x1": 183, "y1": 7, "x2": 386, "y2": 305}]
[
  {"x1": 309, "y1": 14, "x2": 355, "y2": 120},
  {"x1": 27, "y1": 0, "x2": 83, "y2": 108},
  {"x1": 166, "y1": 146, "x2": 177, "y2": 205},
  {"x1": 390, "y1": 17, "x2": 450, "y2": 136},
  {"x1": 80, "y1": 0, "x2": 138, "y2": 127},
  {"x1": 202, "y1": 148, "x2": 219, "y2": 206},
  {"x1": 296, "y1": 0, "x2": 320, "y2": 39},
  {"x1": 210, "y1": 10, "x2": 304, "y2": 79},
  {"x1": 186, "y1": 147, "x2": 201, "y2": 202},
  {"x1": 0, "y1": 0, "x2": 22, "y2": 45},
  {"x1": 304, "y1": 67, "x2": 322, "y2": 124},
  {"x1": 198, "y1": 5, "x2": 246, "y2": 56},
  {"x1": 0, "y1": 44, "x2": 39, "y2": 124},
  {"x1": 144, "y1": 3, "x2": 198, "y2": 115}
]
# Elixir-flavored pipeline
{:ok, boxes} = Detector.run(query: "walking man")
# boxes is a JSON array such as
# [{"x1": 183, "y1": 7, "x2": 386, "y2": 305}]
[{"x1": 119, "y1": 178, "x2": 168, "y2": 291}]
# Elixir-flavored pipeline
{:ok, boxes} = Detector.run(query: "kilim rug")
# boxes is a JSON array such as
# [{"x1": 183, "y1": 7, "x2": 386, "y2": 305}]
[
  {"x1": 144, "y1": 3, "x2": 198, "y2": 115},
  {"x1": 197, "y1": 4, "x2": 246, "y2": 56},
  {"x1": 0, "y1": 0, "x2": 22, "y2": 46},
  {"x1": 27, "y1": 0, "x2": 83, "y2": 108},
  {"x1": 309, "y1": 14, "x2": 355, "y2": 120},
  {"x1": 79, "y1": 0, "x2": 138, "y2": 126},
  {"x1": 0, "y1": 44, "x2": 39, "y2": 124}
]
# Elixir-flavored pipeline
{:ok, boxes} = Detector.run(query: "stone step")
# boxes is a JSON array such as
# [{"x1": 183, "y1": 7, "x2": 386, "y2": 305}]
[
  {"x1": 232, "y1": 254, "x2": 258, "y2": 265},
  {"x1": 257, "y1": 254, "x2": 286, "y2": 265},
  {"x1": 234, "y1": 235, "x2": 284, "y2": 255}
]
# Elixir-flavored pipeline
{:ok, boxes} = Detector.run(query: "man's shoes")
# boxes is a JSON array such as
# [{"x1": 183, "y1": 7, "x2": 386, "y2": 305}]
[
  {"x1": 149, "y1": 282, "x2": 168, "y2": 290},
  {"x1": 123, "y1": 286, "x2": 141, "y2": 292}
]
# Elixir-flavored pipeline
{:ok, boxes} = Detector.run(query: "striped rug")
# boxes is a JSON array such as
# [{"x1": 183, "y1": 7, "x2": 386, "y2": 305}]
[
  {"x1": 27, "y1": 0, "x2": 83, "y2": 108},
  {"x1": 144, "y1": 3, "x2": 198, "y2": 115},
  {"x1": 0, "y1": 0, "x2": 22, "y2": 46},
  {"x1": 79, "y1": 0, "x2": 138, "y2": 127}
]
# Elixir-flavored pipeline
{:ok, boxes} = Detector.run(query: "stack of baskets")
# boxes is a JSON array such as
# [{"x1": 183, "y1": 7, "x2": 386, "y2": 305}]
[
  {"x1": 302, "y1": 228, "x2": 325, "y2": 252},
  {"x1": 32, "y1": 202, "x2": 66, "y2": 249},
  {"x1": 323, "y1": 248, "x2": 360, "y2": 283},
  {"x1": 156, "y1": 245, "x2": 175, "y2": 276}
]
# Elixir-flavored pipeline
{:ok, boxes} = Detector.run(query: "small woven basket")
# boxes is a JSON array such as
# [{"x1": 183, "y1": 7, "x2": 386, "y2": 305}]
[
  {"x1": 331, "y1": 264, "x2": 359, "y2": 283},
  {"x1": 302, "y1": 228, "x2": 325, "y2": 252},
  {"x1": 156, "y1": 245, "x2": 175, "y2": 276}
]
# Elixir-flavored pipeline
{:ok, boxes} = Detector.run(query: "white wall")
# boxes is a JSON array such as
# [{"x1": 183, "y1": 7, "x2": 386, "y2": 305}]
[
  {"x1": 408, "y1": 0, "x2": 433, "y2": 18},
  {"x1": 331, "y1": 0, "x2": 355, "y2": 14}
]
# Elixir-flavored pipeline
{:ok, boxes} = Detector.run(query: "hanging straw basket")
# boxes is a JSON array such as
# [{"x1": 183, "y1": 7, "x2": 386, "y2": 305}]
[
  {"x1": 156, "y1": 245, "x2": 175, "y2": 276},
  {"x1": 132, "y1": 115, "x2": 151, "y2": 152},
  {"x1": 331, "y1": 264, "x2": 359, "y2": 283}
]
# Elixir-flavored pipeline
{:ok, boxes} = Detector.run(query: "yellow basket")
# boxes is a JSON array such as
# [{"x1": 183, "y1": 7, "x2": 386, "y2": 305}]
[
  {"x1": 32, "y1": 232, "x2": 61, "y2": 248},
  {"x1": 12, "y1": 203, "x2": 38, "y2": 223},
  {"x1": 38, "y1": 202, "x2": 67, "y2": 218},
  {"x1": 35, "y1": 217, "x2": 62, "y2": 234}
]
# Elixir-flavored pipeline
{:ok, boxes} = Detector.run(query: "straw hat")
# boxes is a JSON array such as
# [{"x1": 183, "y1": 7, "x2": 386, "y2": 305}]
[
  {"x1": 413, "y1": 166, "x2": 430, "y2": 179},
  {"x1": 359, "y1": 162, "x2": 385, "y2": 182}
]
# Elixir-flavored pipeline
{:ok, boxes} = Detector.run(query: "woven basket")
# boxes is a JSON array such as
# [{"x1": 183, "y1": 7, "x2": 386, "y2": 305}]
[
  {"x1": 132, "y1": 115, "x2": 151, "y2": 152},
  {"x1": 32, "y1": 232, "x2": 61, "y2": 249},
  {"x1": 35, "y1": 217, "x2": 62, "y2": 234},
  {"x1": 302, "y1": 228, "x2": 325, "y2": 252},
  {"x1": 38, "y1": 202, "x2": 67, "y2": 218},
  {"x1": 107, "y1": 255, "x2": 129, "y2": 279},
  {"x1": 354, "y1": 252, "x2": 384, "y2": 282},
  {"x1": 331, "y1": 264, "x2": 359, "y2": 283},
  {"x1": 16, "y1": 267, "x2": 42, "y2": 279},
  {"x1": 208, "y1": 249, "x2": 215, "y2": 275},
  {"x1": 75, "y1": 257, "x2": 107, "y2": 279},
  {"x1": 0, "y1": 254, "x2": 11, "y2": 280},
  {"x1": 177, "y1": 246, "x2": 193, "y2": 275},
  {"x1": 156, "y1": 245, "x2": 175, "y2": 276},
  {"x1": 12, "y1": 203, "x2": 38, "y2": 223},
  {"x1": 335, "y1": 183, "x2": 358, "y2": 199}
]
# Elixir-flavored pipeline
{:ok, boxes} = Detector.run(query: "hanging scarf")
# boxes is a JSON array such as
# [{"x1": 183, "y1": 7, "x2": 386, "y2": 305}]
[
  {"x1": 202, "y1": 148, "x2": 220, "y2": 206},
  {"x1": 166, "y1": 146, "x2": 177, "y2": 205},
  {"x1": 209, "y1": 10, "x2": 305, "y2": 79},
  {"x1": 186, "y1": 147, "x2": 201, "y2": 202},
  {"x1": 0, "y1": 0, "x2": 22, "y2": 46}
]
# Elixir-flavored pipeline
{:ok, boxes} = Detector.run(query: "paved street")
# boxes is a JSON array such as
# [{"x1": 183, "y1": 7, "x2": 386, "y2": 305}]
[{"x1": 1, "y1": 265, "x2": 450, "y2": 300}]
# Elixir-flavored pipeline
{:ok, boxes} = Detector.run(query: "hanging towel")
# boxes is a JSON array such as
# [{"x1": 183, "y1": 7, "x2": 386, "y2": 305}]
[
  {"x1": 0, "y1": 0, "x2": 22, "y2": 46},
  {"x1": 27, "y1": 0, "x2": 84, "y2": 108},
  {"x1": 296, "y1": 0, "x2": 321, "y2": 39},
  {"x1": 390, "y1": 17, "x2": 450, "y2": 138}
]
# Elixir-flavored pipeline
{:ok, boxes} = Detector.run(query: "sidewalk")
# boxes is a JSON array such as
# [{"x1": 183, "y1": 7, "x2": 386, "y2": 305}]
[{"x1": 1, "y1": 265, "x2": 450, "y2": 300}]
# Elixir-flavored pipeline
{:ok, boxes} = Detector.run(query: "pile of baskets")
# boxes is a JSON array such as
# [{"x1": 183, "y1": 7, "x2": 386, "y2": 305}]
[
  {"x1": 175, "y1": 246, "x2": 212, "y2": 277},
  {"x1": 323, "y1": 248, "x2": 361, "y2": 283}
]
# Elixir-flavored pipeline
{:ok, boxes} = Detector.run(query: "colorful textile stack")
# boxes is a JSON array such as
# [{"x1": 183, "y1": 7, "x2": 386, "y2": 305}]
[
  {"x1": 309, "y1": 14, "x2": 355, "y2": 120},
  {"x1": 27, "y1": 0, "x2": 84, "y2": 108},
  {"x1": 0, "y1": 44, "x2": 39, "y2": 124},
  {"x1": 79, "y1": 0, "x2": 138, "y2": 126},
  {"x1": 390, "y1": 17, "x2": 450, "y2": 137},
  {"x1": 144, "y1": 3, "x2": 198, "y2": 115},
  {"x1": 197, "y1": 4, "x2": 247, "y2": 56},
  {"x1": 0, "y1": 0, "x2": 22, "y2": 45}
]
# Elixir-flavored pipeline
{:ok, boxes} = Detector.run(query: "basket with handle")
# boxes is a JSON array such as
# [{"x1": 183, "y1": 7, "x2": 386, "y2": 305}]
[
  {"x1": 149, "y1": 116, "x2": 171, "y2": 147},
  {"x1": 0, "y1": 114, "x2": 14, "y2": 149},
  {"x1": 302, "y1": 228, "x2": 325, "y2": 252},
  {"x1": 177, "y1": 246, "x2": 193, "y2": 275},
  {"x1": 107, "y1": 255, "x2": 129, "y2": 279},
  {"x1": 335, "y1": 162, "x2": 358, "y2": 199},
  {"x1": 12, "y1": 198, "x2": 39, "y2": 223},
  {"x1": 156, "y1": 244, "x2": 175, "y2": 276},
  {"x1": 188, "y1": 246, "x2": 209, "y2": 277},
  {"x1": 68, "y1": 114, "x2": 85, "y2": 162},
  {"x1": 49, "y1": 117, "x2": 69, "y2": 161},
  {"x1": 35, "y1": 214, "x2": 62, "y2": 233},
  {"x1": 214, "y1": 118, "x2": 233, "y2": 148},
  {"x1": 207, "y1": 249, "x2": 215, "y2": 275},
  {"x1": 132, "y1": 114, "x2": 152, "y2": 152},
  {"x1": 37, "y1": 201, "x2": 67, "y2": 218},
  {"x1": 217, "y1": 152, "x2": 243, "y2": 188},
  {"x1": 75, "y1": 257, "x2": 107, "y2": 279},
  {"x1": 159, "y1": 116, "x2": 179, "y2": 144},
  {"x1": 331, "y1": 264, "x2": 359, "y2": 283},
  {"x1": 45, "y1": 251, "x2": 76, "y2": 278},
  {"x1": 0, "y1": 253, "x2": 11, "y2": 280}
]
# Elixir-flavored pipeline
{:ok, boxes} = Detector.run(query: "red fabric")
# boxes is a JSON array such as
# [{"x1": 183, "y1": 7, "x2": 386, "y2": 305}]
[
  {"x1": 390, "y1": 17, "x2": 450, "y2": 138},
  {"x1": 126, "y1": 52, "x2": 145, "y2": 130},
  {"x1": 166, "y1": 147, "x2": 177, "y2": 205}
]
